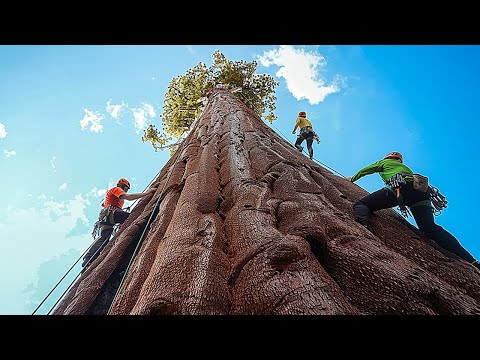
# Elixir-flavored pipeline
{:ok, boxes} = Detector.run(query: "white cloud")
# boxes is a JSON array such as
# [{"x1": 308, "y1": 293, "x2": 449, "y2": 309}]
[
  {"x1": 80, "y1": 108, "x2": 104, "y2": 133},
  {"x1": 0, "y1": 122, "x2": 7, "y2": 139},
  {"x1": 88, "y1": 187, "x2": 107, "y2": 198},
  {"x1": 58, "y1": 183, "x2": 67, "y2": 191},
  {"x1": 151, "y1": 77, "x2": 156, "y2": 81},
  {"x1": 0, "y1": 195, "x2": 92, "y2": 314},
  {"x1": 258, "y1": 45, "x2": 347, "y2": 105},
  {"x1": 131, "y1": 109, "x2": 148, "y2": 134},
  {"x1": 81, "y1": 102, "x2": 156, "y2": 135},
  {"x1": 4, "y1": 149, "x2": 16, "y2": 158},
  {"x1": 131, "y1": 102, "x2": 156, "y2": 134},
  {"x1": 41, "y1": 195, "x2": 90, "y2": 226},
  {"x1": 106, "y1": 100, "x2": 126, "y2": 119},
  {"x1": 142, "y1": 102, "x2": 155, "y2": 117},
  {"x1": 41, "y1": 200, "x2": 66, "y2": 218},
  {"x1": 50, "y1": 156, "x2": 56, "y2": 172}
]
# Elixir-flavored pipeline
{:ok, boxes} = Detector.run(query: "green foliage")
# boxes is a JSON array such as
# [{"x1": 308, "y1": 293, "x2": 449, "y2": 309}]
[
  {"x1": 143, "y1": 50, "x2": 279, "y2": 152},
  {"x1": 141, "y1": 124, "x2": 172, "y2": 152}
]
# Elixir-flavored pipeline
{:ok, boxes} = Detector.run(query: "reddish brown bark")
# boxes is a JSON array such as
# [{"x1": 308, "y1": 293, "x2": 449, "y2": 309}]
[{"x1": 53, "y1": 89, "x2": 480, "y2": 315}]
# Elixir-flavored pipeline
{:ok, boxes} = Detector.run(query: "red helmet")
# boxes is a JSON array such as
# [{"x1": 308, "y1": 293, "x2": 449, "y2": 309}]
[
  {"x1": 298, "y1": 111, "x2": 307, "y2": 118},
  {"x1": 384, "y1": 152, "x2": 403, "y2": 163},
  {"x1": 117, "y1": 178, "x2": 130, "y2": 189}
]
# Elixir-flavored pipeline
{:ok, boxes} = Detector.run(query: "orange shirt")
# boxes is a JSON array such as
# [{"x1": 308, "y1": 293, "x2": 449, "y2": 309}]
[{"x1": 102, "y1": 186, "x2": 126, "y2": 209}]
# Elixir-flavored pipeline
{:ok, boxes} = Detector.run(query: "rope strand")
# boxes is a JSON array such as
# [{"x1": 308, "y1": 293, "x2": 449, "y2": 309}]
[
  {"x1": 106, "y1": 105, "x2": 203, "y2": 315},
  {"x1": 33, "y1": 169, "x2": 164, "y2": 315},
  {"x1": 39, "y1": 89, "x2": 418, "y2": 315}
]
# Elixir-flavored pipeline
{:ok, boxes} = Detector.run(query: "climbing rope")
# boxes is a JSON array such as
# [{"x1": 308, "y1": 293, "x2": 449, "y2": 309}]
[
  {"x1": 237, "y1": 91, "x2": 412, "y2": 222},
  {"x1": 236, "y1": 91, "x2": 346, "y2": 178},
  {"x1": 35, "y1": 224, "x2": 125, "y2": 315},
  {"x1": 39, "y1": 89, "x2": 422, "y2": 315},
  {"x1": 40, "y1": 91, "x2": 204, "y2": 315},
  {"x1": 37, "y1": 218, "x2": 122, "y2": 314},
  {"x1": 32, "y1": 168, "x2": 163, "y2": 315},
  {"x1": 269, "y1": 121, "x2": 346, "y2": 178},
  {"x1": 31, "y1": 248, "x2": 88, "y2": 315},
  {"x1": 106, "y1": 104, "x2": 203, "y2": 315}
]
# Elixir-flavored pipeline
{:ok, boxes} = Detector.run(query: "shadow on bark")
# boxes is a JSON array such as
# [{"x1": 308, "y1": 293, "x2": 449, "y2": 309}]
[{"x1": 86, "y1": 205, "x2": 160, "y2": 315}]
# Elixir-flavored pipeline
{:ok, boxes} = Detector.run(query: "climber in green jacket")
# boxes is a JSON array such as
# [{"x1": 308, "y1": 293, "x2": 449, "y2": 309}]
[{"x1": 346, "y1": 151, "x2": 480, "y2": 271}]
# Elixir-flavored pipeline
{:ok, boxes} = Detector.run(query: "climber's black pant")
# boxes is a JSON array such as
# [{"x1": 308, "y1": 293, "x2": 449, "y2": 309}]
[
  {"x1": 82, "y1": 209, "x2": 130, "y2": 267},
  {"x1": 295, "y1": 127, "x2": 314, "y2": 158},
  {"x1": 353, "y1": 182, "x2": 476, "y2": 263}
]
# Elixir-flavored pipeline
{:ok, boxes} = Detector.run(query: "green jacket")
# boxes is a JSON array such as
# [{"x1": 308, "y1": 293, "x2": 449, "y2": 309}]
[{"x1": 350, "y1": 158, "x2": 414, "y2": 184}]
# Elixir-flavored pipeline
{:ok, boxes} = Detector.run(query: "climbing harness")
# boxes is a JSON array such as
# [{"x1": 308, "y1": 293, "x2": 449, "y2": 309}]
[
  {"x1": 297, "y1": 126, "x2": 320, "y2": 144},
  {"x1": 91, "y1": 205, "x2": 115, "y2": 239},
  {"x1": 387, "y1": 172, "x2": 448, "y2": 218},
  {"x1": 91, "y1": 204, "x2": 130, "y2": 240},
  {"x1": 387, "y1": 173, "x2": 410, "y2": 218},
  {"x1": 299, "y1": 126, "x2": 313, "y2": 137},
  {"x1": 80, "y1": 205, "x2": 131, "y2": 272}
]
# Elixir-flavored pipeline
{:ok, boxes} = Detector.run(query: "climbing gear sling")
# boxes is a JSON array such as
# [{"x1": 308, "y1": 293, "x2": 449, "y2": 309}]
[
  {"x1": 387, "y1": 173, "x2": 411, "y2": 218},
  {"x1": 387, "y1": 172, "x2": 448, "y2": 218},
  {"x1": 298, "y1": 126, "x2": 320, "y2": 144},
  {"x1": 299, "y1": 126, "x2": 313, "y2": 137},
  {"x1": 425, "y1": 185, "x2": 448, "y2": 215}
]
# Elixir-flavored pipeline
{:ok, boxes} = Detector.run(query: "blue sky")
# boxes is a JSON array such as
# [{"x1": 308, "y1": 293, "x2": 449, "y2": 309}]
[{"x1": 1, "y1": 45, "x2": 479, "y2": 315}]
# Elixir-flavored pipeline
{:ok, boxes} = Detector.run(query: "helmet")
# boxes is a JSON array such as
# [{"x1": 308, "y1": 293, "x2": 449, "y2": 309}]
[
  {"x1": 384, "y1": 152, "x2": 403, "y2": 163},
  {"x1": 298, "y1": 111, "x2": 307, "y2": 118},
  {"x1": 117, "y1": 178, "x2": 130, "y2": 189}
]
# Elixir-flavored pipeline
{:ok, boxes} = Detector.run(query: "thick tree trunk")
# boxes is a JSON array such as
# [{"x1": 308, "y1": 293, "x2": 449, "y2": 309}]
[{"x1": 53, "y1": 89, "x2": 480, "y2": 315}]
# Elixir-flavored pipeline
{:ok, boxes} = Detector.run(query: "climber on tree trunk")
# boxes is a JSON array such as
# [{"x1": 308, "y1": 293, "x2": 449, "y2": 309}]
[
  {"x1": 82, "y1": 178, "x2": 156, "y2": 270},
  {"x1": 292, "y1": 111, "x2": 320, "y2": 160},
  {"x1": 346, "y1": 151, "x2": 480, "y2": 271}
]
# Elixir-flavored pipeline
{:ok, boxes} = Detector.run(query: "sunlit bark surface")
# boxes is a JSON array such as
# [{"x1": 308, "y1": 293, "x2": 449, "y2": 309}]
[{"x1": 53, "y1": 89, "x2": 480, "y2": 315}]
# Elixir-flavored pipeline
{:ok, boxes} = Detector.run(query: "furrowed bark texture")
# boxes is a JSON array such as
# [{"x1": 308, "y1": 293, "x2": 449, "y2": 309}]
[{"x1": 53, "y1": 89, "x2": 480, "y2": 315}]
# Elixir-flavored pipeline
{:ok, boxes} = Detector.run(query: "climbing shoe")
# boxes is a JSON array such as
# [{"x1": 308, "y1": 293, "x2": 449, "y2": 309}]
[
  {"x1": 295, "y1": 144, "x2": 303, "y2": 152},
  {"x1": 472, "y1": 260, "x2": 480, "y2": 271},
  {"x1": 309, "y1": 148, "x2": 313, "y2": 159}
]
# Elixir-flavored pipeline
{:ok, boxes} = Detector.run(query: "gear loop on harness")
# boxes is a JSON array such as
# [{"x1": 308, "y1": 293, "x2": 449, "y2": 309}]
[
  {"x1": 426, "y1": 184, "x2": 448, "y2": 216},
  {"x1": 91, "y1": 204, "x2": 131, "y2": 240},
  {"x1": 386, "y1": 173, "x2": 410, "y2": 218},
  {"x1": 386, "y1": 172, "x2": 448, "y2": 218}
]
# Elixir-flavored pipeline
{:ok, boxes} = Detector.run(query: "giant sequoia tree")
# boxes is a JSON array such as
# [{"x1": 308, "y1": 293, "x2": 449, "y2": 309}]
[
  {"x1": 53, "y1": 88, "x2": 480, "y2": 315},
  {"x1": 141, "y1": 50, "x2": 279, "y2": 153}
]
